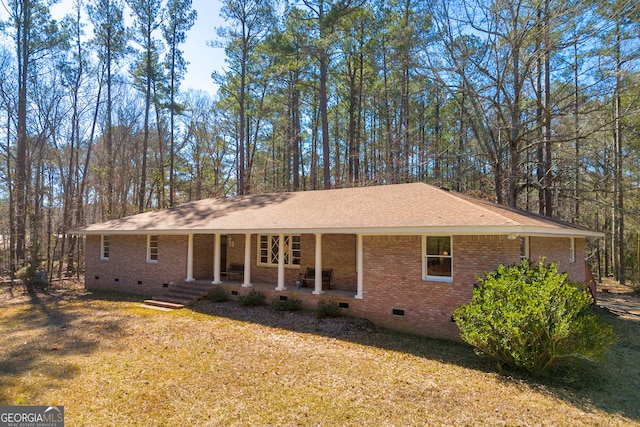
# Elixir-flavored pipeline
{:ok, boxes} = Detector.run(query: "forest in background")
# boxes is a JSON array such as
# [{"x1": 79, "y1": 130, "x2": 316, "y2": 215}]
[{"x1": 0, "y1": 0, "x2": 639, "y2": 286}]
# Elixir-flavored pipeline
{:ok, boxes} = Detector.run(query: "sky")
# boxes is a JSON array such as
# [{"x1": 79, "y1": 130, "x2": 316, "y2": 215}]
[
  {"x1": 47, "y1": 0, "x2": 228, "y2": 95},
  {"x1": 175, "y1": 0, "x2": 227, "y2": 94}
]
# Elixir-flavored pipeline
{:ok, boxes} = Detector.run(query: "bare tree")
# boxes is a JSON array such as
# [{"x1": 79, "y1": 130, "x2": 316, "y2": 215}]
[
  {"x1": 88, "y1": 0, "x2": 127, "y2": 219},
  {"x1": 4, "y1": 0, "x2": 63, "y2": 278}
]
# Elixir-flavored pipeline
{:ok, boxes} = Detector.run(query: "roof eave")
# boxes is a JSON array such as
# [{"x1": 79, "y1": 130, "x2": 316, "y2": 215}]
[{"x1": 72, "y1": 225, "x2": 604, "y2": 238}]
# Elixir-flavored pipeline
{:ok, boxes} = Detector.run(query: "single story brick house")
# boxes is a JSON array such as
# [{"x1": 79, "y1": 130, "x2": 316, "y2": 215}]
[{"x1": 74, "y1": 183, "x2": 601, "y2": 340}]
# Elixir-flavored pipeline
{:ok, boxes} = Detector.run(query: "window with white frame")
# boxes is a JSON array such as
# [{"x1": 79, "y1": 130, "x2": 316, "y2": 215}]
[
  {"x1": 520, "y1": 236, "x2": 530, "y2": 260},
  {"x1": 101, "y1": 235, "x2": 110, "y2": 260},
  {"x1": 147, "y1": 235, "x2": 159, "y2": 263},
  {"x1": 569, "y1": 237, "x2": 575, "y2": 263},
  {"x1": 423, "y1": 236, "x2": 452, "y2": 281},
  {"x1": 258, "y1": 235, "x2": 301, "y2": 267}
]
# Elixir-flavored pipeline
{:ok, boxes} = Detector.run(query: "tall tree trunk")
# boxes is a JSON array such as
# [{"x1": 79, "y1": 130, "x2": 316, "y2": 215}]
[
  {"x1": 63, "y1": 5, "x2": 84, "y2": 278},
  {"x1": 237, "y1": 20, "x2": 248, "y2": 195},
  {"x1": 169, "y1": 28, "x2": 177, "y2": 206},
  {"x1": 291, "y1": 74, "x2": 301, "y2": 191},
  {"x1": 347, "y1": 59, "x2": 358, "y2": 184},
  {"x1": 455, "y1": 86, "x2": 466, "y2": 192},
  {"x1": 106, "y1": 37, "x2": 115, "y2": 219},
  {"x1": 319, "y1": 53, "x2": 331, "y2": 189},
  {"x1": 535, "y1": 11, "x2": 545, "y2": 215},
  {"x1": 614, "y1": 20, "x2": 625, "y2": 283},
  {"x1": 16, "y1": 2, "x2": 29, "y2": 268},
  {"x1": 543, "y1": 0, "x2": 553, "y2": 217},
  {"x1": 381, "y1": 48, "x2": 396, "y2": 183},
  {"x1": 5, "y1": 110, "x2": 16, "y2": 277},
  {"x1": 434, "y1": 88, "x2": 442, "y2": 185},
  {"x1": 355, "y1": 43, "x2": 364, "y2": 184},
  {"x1": 573, "y1": 42, "x2": 580, "y2": 221},
  {"x1": 317, "y1": 0, "x2": 331, "y2": 189},
  {"x1": 152, "y1": 85, "x2": 167, "y2": 207},
  {"x1": 311, "y1": 91, "x2": 320, "y2": 190},
  {"x1": 507, "y1": 14, "x2": 522, "y2": 209},
  {"x1": 138, "y1": 43, "x2": 152, "y2": 213}
]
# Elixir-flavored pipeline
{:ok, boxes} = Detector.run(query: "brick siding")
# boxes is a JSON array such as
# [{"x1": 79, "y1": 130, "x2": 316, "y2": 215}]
[
  {"x1": 84, "y1": 232, "x2": 586, "y2": 341},
  {"x1": 357, "y1": 235, "x2": 586, "y2": 341},
  {"x1": 530, "y1": 236, "x2": 585, "y2": 282},
  {"x1": 85, "y1": 234, "x2": 188, "y2": 295}
]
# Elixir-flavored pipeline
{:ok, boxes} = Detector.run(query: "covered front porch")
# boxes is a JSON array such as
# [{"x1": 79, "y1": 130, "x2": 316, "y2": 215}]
[{"x1": 186, "y1": 232, "x2": 365, "y2": 299}]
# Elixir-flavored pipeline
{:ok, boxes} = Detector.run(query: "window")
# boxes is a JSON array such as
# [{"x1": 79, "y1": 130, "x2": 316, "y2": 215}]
[
  {"x1": 148, "y1": 235, "x2": 158, "y2": 263},
  {"x1": 101, "y1": 235, "x2": 110, "y2": 260},
  {"x1": 423, "y1": 236, "x2": 452, "y2": 281},
  {"x1": 569, "y1": 237, "x2": 575, "y2": 263},
  {"x1": 258, "y1": 235, "x2": 301, "y2": 267},
  {"x1": 520, "y1": 236, "x2": 530, "y2": 260}
]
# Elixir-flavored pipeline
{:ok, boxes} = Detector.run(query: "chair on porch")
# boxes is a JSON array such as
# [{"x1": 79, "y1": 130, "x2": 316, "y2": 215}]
[
  {"x1": 222, "y1": 263, "x2": 244, "y2": 281},
  {"x1": 298, "y1": 267, "x2": 332, "y2": 290}
]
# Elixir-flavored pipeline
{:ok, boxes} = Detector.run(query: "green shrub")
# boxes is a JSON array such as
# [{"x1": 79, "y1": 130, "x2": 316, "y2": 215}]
[
  {"x1": 315, "y1": 299, "x2": 341, "y2": 319},
  {"x1": 453, "y1": 260, "x2": 616, "y2": 378},
  {"x1": 205, "y1": 287, "x2": 229, "y2": 302},
  {"x1": 238, "y1": 289, "x2": 266, "y2": 306},
  {"x1": 271, "y1": 298, "x2": 302, "y2": 311}
]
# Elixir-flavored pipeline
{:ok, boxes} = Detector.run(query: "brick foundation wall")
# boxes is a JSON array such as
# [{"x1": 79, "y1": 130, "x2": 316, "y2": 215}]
[
  {"x1": 214, "y1": 283, "x2": 363, "y2": 314},
  {"x1": 85, "y1": 234, "x2": 188, "y2": 296}
]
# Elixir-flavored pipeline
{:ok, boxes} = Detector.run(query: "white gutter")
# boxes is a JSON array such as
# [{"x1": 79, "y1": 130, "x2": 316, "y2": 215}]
[{"x1": 72, "y1": 225, "x2": 604, "y2": 238}]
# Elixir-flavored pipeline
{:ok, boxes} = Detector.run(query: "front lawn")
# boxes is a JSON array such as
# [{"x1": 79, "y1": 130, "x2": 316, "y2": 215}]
[{"x1": 0, "y1": 283, "x2": 638, "y2": 426}]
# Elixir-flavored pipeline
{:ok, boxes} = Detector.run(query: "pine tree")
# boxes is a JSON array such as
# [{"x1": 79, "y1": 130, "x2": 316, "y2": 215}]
[
  {"x1": 87, "y1": 0, "x2": 127, "y2": 219},
  {"x1": 216, "y1": 0, "x2": 275, "y2": 195},
  {"x1": 162, "y1": 0, "x2": 196, "y2": 206}
]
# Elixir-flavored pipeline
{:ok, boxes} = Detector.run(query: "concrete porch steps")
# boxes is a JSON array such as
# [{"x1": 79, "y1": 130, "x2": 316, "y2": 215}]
[
  {"x1": 142, "y1": 281, "x2": 217, "y2": 311},
  {"x1": 140, "y1": 301, "x2": 180, "y2": 311}
]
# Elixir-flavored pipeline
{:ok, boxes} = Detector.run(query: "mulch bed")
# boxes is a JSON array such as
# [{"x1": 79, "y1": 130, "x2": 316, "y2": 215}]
[{"x1": 192, "y1": 298, "x2": 381, "y2": 338}]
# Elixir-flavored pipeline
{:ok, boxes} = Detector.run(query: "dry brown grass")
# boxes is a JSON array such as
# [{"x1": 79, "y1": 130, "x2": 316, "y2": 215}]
[{"x1": 1, "y1": 282, "x2": 639, "y2": 426}]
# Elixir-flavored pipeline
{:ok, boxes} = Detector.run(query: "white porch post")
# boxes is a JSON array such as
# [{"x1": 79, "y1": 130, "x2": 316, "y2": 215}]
[
  {"x1": 356, "y1": 234, "x2": 363, "y2": 299},
  {"x1": 186, "y1": 234, "x2": 195, "y2": 282},
  {"x1": 276, "y1": 233, "x2": 286, "y2": 290},
  {"x1": 313, "y1": 233, "x2": 323, "y2": 295},
  {"x1": 242, "y1": 234, "x2": 252, "y2": 287},
  {"x1": 212, "y1": 233, "x2": 222, "y2": 284}
]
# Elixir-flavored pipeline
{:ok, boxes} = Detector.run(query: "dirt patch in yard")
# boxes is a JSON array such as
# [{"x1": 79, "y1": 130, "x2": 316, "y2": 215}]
[{"x1": 597, "y1": 280, "x2": 640, "y2": 322}]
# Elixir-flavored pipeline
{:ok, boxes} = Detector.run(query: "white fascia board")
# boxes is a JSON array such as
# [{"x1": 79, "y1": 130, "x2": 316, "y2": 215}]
[
  {"x1": 351, "y1": 227, "x2": 602, "y2": 238},
  {"x1": 238, "y1": 226, "x2": 603, "y2": 237},
  {"x1": 74, "y1": 225, "x2": 603, "y2": 238}
]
